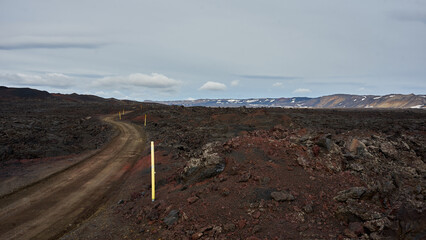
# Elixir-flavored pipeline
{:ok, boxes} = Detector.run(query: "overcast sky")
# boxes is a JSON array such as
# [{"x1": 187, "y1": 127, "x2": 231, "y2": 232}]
[{"x1": 1, "y1": 0, "x2": 425, "y2": 101}]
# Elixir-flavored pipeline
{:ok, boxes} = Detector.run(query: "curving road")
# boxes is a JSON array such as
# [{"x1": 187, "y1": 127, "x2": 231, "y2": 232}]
[{"x1": 0, "y1": 115, "x2": 145, "y2": 240}]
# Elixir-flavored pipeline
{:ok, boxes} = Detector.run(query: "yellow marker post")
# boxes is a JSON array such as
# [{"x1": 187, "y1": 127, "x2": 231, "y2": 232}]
[
  {"x1": 119, "y1": 111, "x2": 121, "y2": 120},
  {"x1": 144, "y1": 114, "x2": 147, "y2": 127},
  {"x1": 123, "y1": 109, "x2": 125, "y2": 115},
  {"x1": 151, "y1": 141, "x2": 155, "y2": 201}
]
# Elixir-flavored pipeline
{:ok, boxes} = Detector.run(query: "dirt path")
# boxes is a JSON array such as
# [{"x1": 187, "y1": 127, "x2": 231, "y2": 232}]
[{"x1": 0, "y1": 115, "x2": 145, "y2": 240}]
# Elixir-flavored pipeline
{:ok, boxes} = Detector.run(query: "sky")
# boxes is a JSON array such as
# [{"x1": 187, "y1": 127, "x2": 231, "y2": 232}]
[{"x1": 0, "y1": 0, "x2": 425, "y2": 101}]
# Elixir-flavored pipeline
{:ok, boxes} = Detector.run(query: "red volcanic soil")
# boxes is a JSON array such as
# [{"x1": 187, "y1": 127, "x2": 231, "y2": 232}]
[{"x1": 63, "y1": 106, "x2": 425, "y2": 239}]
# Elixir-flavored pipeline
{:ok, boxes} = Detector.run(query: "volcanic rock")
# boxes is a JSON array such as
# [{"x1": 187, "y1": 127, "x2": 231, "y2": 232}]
[
  {"x1": 212, "y1": 225, "x2": 222, "y2": 234},
  {"x1": 303, "y1": 204, "x2": 313, "y2": 213},
  {"x1": 316, "y1": 134, "x2": 333, "y2": 151},
  {"x1": 221, "y1": 187, "x2": 230, "y2": 197},
  {"x1": 348, "y1": 138, "x2": 372, "y2": 158},
  {"x1": 163, "y1": 209, "x2": 179, "y2": 227},
  {"x1": 334, "y1": 187, "x2": 367, "y2": 202},
  {"x1": 343, "y1": 228, "x2": 357, "y2": 238},
  {"x1": 252, "y1": 211, "x2": 261, "y2": 219},
  {"x1": 363, "y1": 217, "x2": 391, "y2": 232},
  {"x1": 238, "y1": 172, "x2": 251, "y2": 182},
  {"x1": 296, "y1": 156, "x2": 310, "y2": 167},
  {"x1": 271, "y1": 191, "x2": 295, "y2": 202},
  {"x1": 187, "y1": 196, "x2": 199, "y2": 204},
  {"x1": 238, "y1": 219, "x2": 246, "y2": 229},
  {"x1": 191, "y1": 232, "x2": 203, "y2": 239},
  {"x1": 181, "y1": 142, "x2": 225, "y2": 184},
  {"x1": 379, "y1": 142, "x2": 397, "y2": 158},
  {"x1": 223, "y1": 223, "x2": 236, "y2": 232},
  {"x1": 252, "y1": 225, "x2": 262, "y2": 234}
]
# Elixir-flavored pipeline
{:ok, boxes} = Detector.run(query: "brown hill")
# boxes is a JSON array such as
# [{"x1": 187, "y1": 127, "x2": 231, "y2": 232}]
[
  {"x1": 0, "y1": 86, "x2": 53, "y2": 100},
  {"x1": 0, "y1": 86, "x2": 115, "y2": 103}
]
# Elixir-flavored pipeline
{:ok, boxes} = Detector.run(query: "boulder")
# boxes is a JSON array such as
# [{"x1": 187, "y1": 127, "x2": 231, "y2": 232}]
[
  {"x1": 348, "y1": 139, "x2": 372, "y2": 158},
  {"x1": 316, "y1": 134, "x2": 333, "y2": 151},
  {"x1": 181, "y1": 142, "x2": 225, "y2": 184}
]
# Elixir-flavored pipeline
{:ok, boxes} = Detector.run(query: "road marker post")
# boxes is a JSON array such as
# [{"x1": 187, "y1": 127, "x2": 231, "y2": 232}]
[
  {"x1": 123, "y1": 109, "x2": 125, "y2": 115},
  {"x1": 119, "y1": 111, "x2": 121, "y2": 120},
  {"x1": 144, "y1": 114, "x2": 147, "y2": 127},
  {"x1": 151, "y1": 141, "x2": 155, "y2": 201}
]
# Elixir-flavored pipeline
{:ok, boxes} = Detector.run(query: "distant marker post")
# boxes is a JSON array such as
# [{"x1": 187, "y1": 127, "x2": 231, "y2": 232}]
[
  {"x1": 119, "y1": 111, "x2": 121, "y2": 120},
  {"x1": 144, "y1": 114, "x2": 147, "y2": 127},
  {"x1": 151, "y1": 141, "x2": 155, "y2": 201}
]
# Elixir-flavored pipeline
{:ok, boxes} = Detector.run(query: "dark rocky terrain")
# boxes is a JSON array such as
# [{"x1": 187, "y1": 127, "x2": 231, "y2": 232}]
[
  {"x1": 0, "y1": 100, "x2": 113, "y2": 161},
  {"x1": 158, "y1": 94, "x2": 426, "y2": 109},
  {"x1": 0, "y1": 86, "x2": 139, "y2": 162},
  {"x1": 110, "y1": 106, "x2": 425, "y2": 239}
]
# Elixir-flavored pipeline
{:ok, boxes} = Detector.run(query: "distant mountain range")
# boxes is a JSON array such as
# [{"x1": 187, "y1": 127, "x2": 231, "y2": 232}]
[
  {"x1": 157, "y1": 94, "x2": 425, "y2": 109},
  {"x1": 1, "y1": 86, "x2": 424, "y2": 108}
]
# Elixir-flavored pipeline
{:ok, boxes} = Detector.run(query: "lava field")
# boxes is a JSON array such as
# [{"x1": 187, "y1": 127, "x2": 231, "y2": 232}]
[
  {"x1": 1, "y1": 99, "x2": 425, "y2": 239},
  {"x1": 102, "y1": 106, "x2": 425, "y2": 240}
]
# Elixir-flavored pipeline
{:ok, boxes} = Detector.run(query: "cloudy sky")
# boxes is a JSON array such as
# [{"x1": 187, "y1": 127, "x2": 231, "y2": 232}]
[{"x1": 1, "y1": 0, "x2": 425, "y2": 101}]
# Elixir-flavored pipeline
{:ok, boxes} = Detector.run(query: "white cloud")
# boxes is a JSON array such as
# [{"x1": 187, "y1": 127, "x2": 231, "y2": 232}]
[
  {"x1": 293, "y1": 88, "x2": 312, "y2": 93},
  {"x1": 231, "y1": 80, "x2": 240, "y2": 86},
  {"x1": 199, "y1": 81, "x2": 227, "y2": 91},
  {"x1": 95, "y1": 91, "x2": 106, "y2": 96},
  {"x1": 112, "y1": 90, "x2": 124, "y2": 96},
  {"x1": 92, "y1": 73, "x2": 181, "y2": 90},
  {"x1": 273, "y1": 82, "x2": 284, "y2": 87},
  {"x1": 0, "y1": 72, "x2": 72, "y2": 88}
]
